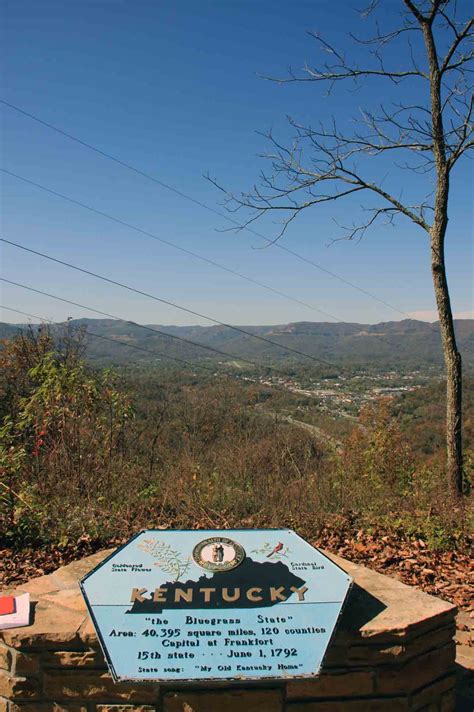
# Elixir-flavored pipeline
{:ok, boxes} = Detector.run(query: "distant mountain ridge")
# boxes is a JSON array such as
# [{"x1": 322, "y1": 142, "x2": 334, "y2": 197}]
[{"x1": 1, "y1": 318, "x2": 473, "y2": 371}]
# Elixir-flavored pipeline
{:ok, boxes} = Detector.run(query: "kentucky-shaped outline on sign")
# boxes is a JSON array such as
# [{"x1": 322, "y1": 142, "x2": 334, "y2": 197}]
[{"x1": 80, "y1": 529, "x2": 352, "y2": 682}]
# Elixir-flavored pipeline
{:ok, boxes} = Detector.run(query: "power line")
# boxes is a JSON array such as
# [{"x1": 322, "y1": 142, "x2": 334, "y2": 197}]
[
  {"x1": 1, "y1": 169, "x2": 407, "y2": 354},
  {"x1": 1, "y1": 238, "x2": 350, "y2": 372},
  {"x1": 0, "y1": 305, "x2": 322, "y2": 401},
  {"x1": 1, "y1": 219, "x2": 400, "y2": 356},
  {"x1": 1, "y1": 277, "x2": 283, "y2": 375},
  {"x1": 0, "y1": 305, "x2": 242, "y2": 379},
  {"x1": 0, "y1": 167, "x2": 339, "y2": 322},
  {"x1": 0, "y1": 98, "x2": 406, "y2": 316}
]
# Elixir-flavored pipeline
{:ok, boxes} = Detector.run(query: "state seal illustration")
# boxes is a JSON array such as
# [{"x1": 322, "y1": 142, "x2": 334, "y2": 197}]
[{"x1": 192, "y1": 536, "x2": 245, "y2": 572}]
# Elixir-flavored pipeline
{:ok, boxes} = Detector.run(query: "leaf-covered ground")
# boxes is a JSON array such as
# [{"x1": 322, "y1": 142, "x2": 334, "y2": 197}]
[{"x1": 315, "y1": 521, "x2": 473, "y2": 613}]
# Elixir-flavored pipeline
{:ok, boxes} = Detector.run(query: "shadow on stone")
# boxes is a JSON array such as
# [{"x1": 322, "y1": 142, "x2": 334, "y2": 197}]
[
  {"x1": 336, "y1": 583, "x2": 387, "y2": 636},
  {"x1": 454, "y1": 662, "x2": 474, "y2": 711},
  {"x1": 29, "y1": 599, "x2": 38, "y2": 626}
]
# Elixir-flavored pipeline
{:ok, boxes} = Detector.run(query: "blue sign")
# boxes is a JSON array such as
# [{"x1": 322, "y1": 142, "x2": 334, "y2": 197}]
[{"x1": 81, "y1": 529, "x2": 352, "y2": 682}]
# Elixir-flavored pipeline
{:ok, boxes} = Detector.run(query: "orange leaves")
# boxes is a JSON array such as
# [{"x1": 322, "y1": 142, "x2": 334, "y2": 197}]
[{"x1": 315, "y1": 516, "x2": 472, "y2": 612}]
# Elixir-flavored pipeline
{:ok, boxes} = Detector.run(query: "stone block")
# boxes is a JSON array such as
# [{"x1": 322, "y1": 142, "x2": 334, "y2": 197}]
[
  {"x1": 78, "y1": 616, "x2": 98, "y2": 646},
  {"x1": 456, "y1": 644, "x2": 474, "y2": 671},
  {"x1": 286, "y1": 698, "x2": 409, "y2": 711},
  {"x1": 43, "y1": 649, "x2": 106, "y2": 668},
  {"x1": 95, "y1": 706, "x2": 157, "y2": 712},
  {"x1": 346, "y1": 643, "x2": 403, "y2": 665},
  {"x1": 456, "y1": 612, "x2": 472, "y2": 632},
  {"x1": 440, "y1": 688, "x2": 456, "y2": 711},
  {"x1": 410, "y1": 673, "x2": 455, "y2": 709},
  {"x1": 43, "y1": 670, "x2": 159, "y2": 703},
  {"x1": 48, "y1": 550, "x2": 115, "y2": 591},
  {"x1": 347, "y1": 622, "x2": 455, "y2": 666},
  {"x1": 163, "y1": 689, "x2": 283, "y2": 712},
  {"x1": 0, "y1": 645, "x2": 12, "y2": 672},
  {"x1": 0, "y1": 602, "x2": 87, "y2": 650},
  {"x1": 408, "y1": 621, "x2": 456, "y2": 654},
  {"x1": 42, "y1": 590, "x2": 87, "y2": 613},
  {"x1": 9, "y1": 704, "x2": 87, "y2": 712},
  {"x1": 16, "y1": 573, "x2": 60, "y2": 598},
  {"x1": 319, "y1": 645, "x2": 348, "y2": 668},
  {"x1": 13, "y1": 652, "x2": 40, "y2": 676},
  {"x1": 323, "y1": 551, "x2": 456, "y2": 642},
  {"x1": 376, "y1": 642, "x2": 455, "y2": 694},
  {"x1": 455, "y1": 629, "x2": 472, "y2": 646},
  {"x1": 286, "y1": 670, "x2": 374, "y2": 699},
  {"x1": 0, "y1": 672, "x2": 40, "y2": 700}
]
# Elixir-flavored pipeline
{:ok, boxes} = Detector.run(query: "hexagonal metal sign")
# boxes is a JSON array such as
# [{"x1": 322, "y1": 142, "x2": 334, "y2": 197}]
[{"x1": 80, "y1": 529, "x2": 352, "y2": 682}]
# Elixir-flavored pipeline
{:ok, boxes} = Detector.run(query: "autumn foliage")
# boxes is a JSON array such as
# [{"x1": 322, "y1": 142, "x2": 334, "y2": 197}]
[{"x1": 0, "y1": 328, "x2": 471, "y2": 557}]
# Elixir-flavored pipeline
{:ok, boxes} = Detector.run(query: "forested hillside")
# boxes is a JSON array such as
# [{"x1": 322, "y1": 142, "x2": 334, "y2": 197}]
[{"x1": 1, "y1": 318, "x2": 473, "y2": 370}]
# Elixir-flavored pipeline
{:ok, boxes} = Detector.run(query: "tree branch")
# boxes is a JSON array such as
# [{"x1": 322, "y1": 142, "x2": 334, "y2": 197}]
[
  {"x1": 440, "y1": 17, "x2": 474, "y2": 73},
  {"x1": 210, "y1": 0, "x2": 472, "y2": 245}
]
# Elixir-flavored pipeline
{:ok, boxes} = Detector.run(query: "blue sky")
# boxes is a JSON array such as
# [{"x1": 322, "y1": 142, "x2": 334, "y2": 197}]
[{"x1": 1, "y1": 0, "x2": 472, "y2": 326}]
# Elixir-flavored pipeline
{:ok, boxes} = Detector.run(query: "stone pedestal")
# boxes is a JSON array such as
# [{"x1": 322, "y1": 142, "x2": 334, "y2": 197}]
[{"x1": 0, "y1": 549, "x2": 457, "y2": 711}]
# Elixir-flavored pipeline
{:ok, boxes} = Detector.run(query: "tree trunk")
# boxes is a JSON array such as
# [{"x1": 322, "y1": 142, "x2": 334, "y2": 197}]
[
  {"x1": 423, "y1": 22, "x2": 464, "y2": 497},
  {"x1": 430, "y1": 219, "x2": 463, "y2": 496}
]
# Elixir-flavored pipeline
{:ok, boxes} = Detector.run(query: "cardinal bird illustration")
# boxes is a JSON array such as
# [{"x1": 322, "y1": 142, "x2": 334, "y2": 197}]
[{"x1": 267, "y1": 542, "x2": 284, "y2": 558}]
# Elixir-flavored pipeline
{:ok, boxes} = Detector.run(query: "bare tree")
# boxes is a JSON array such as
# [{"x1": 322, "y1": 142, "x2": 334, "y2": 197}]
[{"x1": 210, "y1": 0, "x2": 473, "y2": 496}]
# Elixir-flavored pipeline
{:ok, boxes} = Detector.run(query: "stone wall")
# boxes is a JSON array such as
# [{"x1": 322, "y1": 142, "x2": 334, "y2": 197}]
[{"x1": 0, "y1": 550, "x2": 457, "y2": 711}]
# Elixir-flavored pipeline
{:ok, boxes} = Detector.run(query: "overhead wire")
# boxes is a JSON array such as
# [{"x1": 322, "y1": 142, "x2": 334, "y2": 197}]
[
  {"x1": 0, "y1": 304, "x2": 327, "y2": 401},
  {"x1": 1, "y1": 102, "x2": 411, "y2": 363},
  {"x1": 2, "y1": 225, "x2": 401, "y2": 358},
  {"x1": 1, "y1": 277, "x2": 287, "y2": 375},
  {"x1": 0, "y1": 99, "x2": 406, "y2": 316},
  {"x1": 1, "y1": 168, "x2": 408, "y2": 353},
  {"x1": 0, "y1": 168, "x2": 339, "y2": 322},
  {"x1": 0, "y1": 305, "x2": 245, "y2": 379},
  {"x1": 1, "y1": 238, "x2": 351, "y2": 373}
]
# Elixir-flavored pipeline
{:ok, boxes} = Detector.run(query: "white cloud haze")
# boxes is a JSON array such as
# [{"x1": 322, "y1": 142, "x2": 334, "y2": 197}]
[{"x1": 407, "y1": 310, "x2": 474, "y2": 322}]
